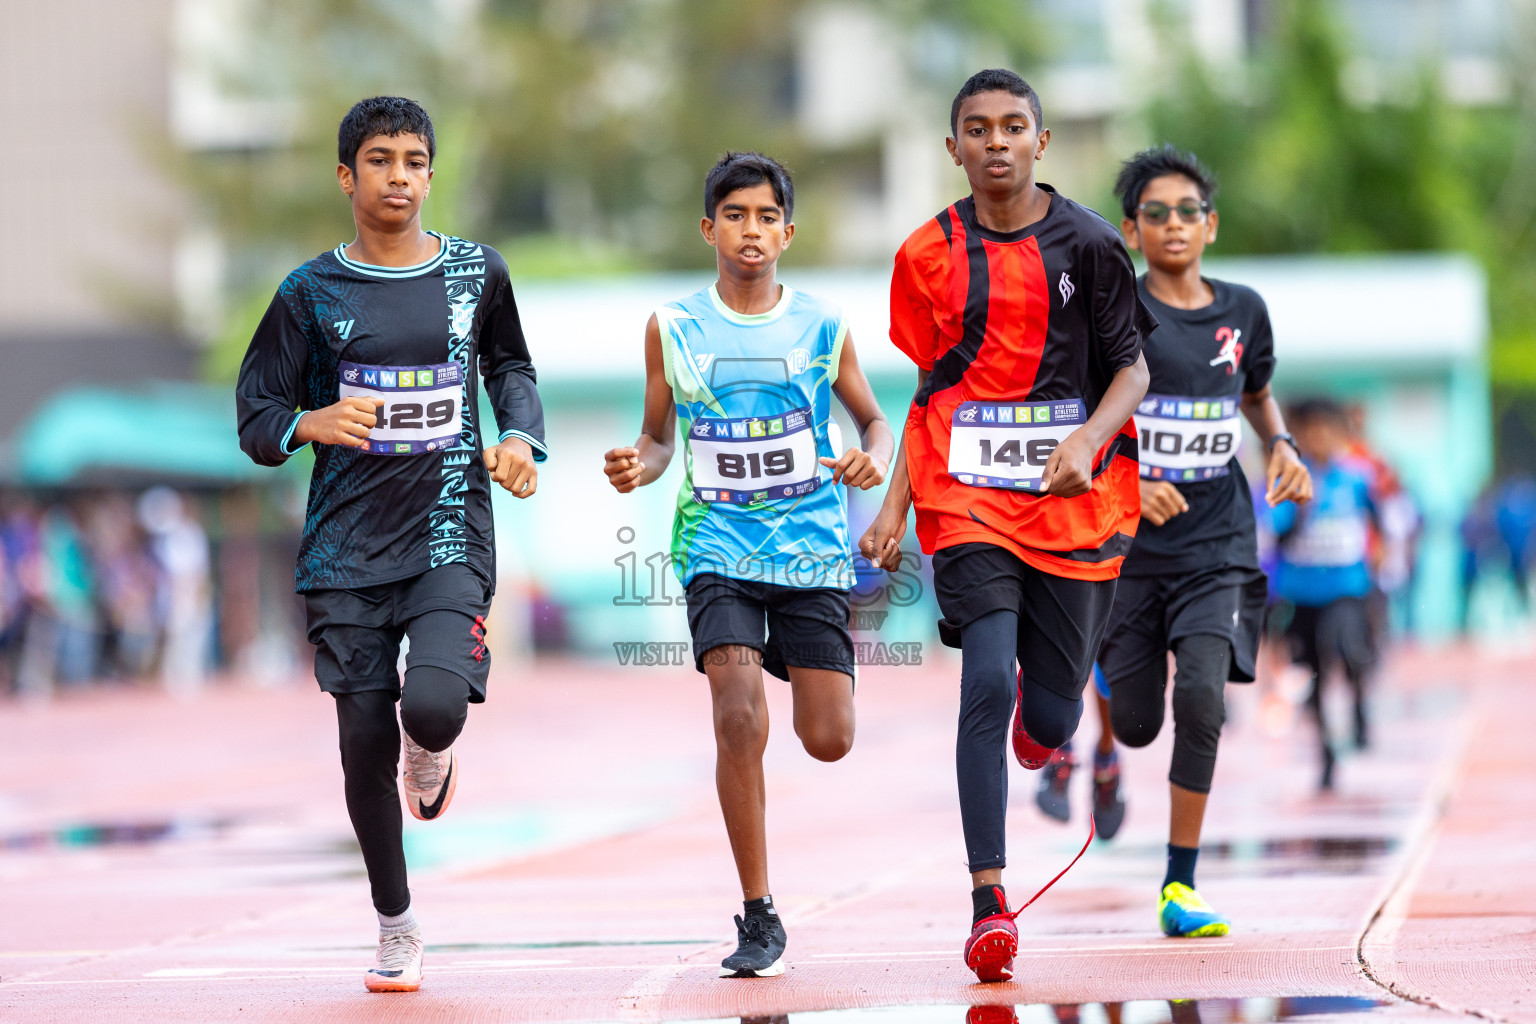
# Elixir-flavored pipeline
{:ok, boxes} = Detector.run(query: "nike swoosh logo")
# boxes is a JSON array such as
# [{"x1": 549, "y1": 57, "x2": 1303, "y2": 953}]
[{"x1": 417, "y1": 758, "x2": 453, "y2": 820}]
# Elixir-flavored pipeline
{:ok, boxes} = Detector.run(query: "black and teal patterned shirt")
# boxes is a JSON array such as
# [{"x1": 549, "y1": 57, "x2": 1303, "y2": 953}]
[{"x1": 236, "y1": 234, "x2": 546, "y2": 592}]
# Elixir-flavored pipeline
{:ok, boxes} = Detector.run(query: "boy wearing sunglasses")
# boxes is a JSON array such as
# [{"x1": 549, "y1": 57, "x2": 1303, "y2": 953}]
[{"x1": 1100, "y1": 145, "x2": 1310, "y2": 937}]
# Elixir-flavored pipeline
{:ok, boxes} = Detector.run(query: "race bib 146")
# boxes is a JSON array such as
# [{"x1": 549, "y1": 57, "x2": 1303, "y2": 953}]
[
  {"x1": 339, "y1": 360, "x2": 464, "y2": 455},
  {"x1": 948, "y1": 398, "x2": 1086, "y2": 493}
]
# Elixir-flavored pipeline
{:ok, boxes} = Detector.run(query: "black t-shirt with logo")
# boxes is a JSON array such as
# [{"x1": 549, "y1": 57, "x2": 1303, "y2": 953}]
[
  {"x1": 236, "y1": 234, "x2": 546, "y2": 592},
  {"x1": 1122, "y1": 275, "x2": 1276, "y2": 577}
]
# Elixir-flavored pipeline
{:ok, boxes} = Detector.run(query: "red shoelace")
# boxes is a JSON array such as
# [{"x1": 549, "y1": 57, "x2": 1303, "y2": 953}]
[{"x1": 985, "y1": 814, "x2": 1096, "y2": 921}]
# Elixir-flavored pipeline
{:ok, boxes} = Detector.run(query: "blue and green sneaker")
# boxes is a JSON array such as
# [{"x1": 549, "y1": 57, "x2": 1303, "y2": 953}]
[{"x1": 1158, "y1": 882, "x2": 1229, "y2": 937}]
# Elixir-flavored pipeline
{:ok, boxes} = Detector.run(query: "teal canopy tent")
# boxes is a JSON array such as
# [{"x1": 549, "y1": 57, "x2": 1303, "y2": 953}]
[{"x1": 13, "y1": 383, "x2": 272, "y2": 485}]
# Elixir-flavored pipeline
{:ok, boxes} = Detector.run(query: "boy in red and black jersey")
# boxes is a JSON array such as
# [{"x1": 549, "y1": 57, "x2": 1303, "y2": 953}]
[{"x1": 863, "y1": 69, "x2": 1153, "y2": 983}]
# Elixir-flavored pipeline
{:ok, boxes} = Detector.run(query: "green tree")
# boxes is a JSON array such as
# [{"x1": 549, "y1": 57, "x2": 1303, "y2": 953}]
[{"x1": 188, "y1": 0, "x2": 1049, "y2": 381}]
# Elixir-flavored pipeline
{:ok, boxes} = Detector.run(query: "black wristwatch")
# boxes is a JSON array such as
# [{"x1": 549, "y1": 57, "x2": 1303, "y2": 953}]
[{"x1": 1269, "y1": 432, "x2": 1298, "y2": 455}]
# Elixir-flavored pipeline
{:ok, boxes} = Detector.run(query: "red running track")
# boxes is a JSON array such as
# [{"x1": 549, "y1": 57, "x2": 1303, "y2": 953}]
[{"x1": 0, "y1": 645, "x2": 1527, "y2": 1022}]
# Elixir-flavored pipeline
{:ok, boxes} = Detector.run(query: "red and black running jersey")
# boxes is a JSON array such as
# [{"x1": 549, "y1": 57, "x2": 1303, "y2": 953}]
[{"x1": 890, "y1": 187, "x2": 1155, "y2": 580}]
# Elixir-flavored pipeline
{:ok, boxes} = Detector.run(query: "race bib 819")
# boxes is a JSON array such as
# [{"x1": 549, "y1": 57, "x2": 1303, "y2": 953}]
[
  {"x1": 689, "y1": 406, "x2": 821, "y2": 505},
  {"x1": 339, "y1": 360, "x2": 464, "y2": 455},
  {"x1": 948, "y1": 399, "x2": 1086, "y2": 493}
]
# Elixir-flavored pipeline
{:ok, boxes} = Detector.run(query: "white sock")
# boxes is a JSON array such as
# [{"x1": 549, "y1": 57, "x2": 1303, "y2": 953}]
[{"x1": 378, "y1": 906, "x2": 420, "y2": 938}]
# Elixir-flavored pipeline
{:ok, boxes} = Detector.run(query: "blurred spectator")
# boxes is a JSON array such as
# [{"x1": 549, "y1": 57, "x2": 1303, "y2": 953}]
[
  {"x1": 1460, "y1": 474, "x2": 1536, "y2": 632},
  {"x1": 17, "y1": 503, "x2": 97, "y2": 694},
  {"x1": 0, "y1": 495, "x2": 44, "y2": 690},
  {"x1": 139, "y1": 488, "x2": 212, "y2": 696},
  {"x1": 0, "y1": 487, "x2": 236, "y2": 698},
  {"x1": 1493, "y1": 475, "x2": 1536, "y2": 600},
  {"x1": 84, "y1": 494, "x2": 162, "y2": 679}
]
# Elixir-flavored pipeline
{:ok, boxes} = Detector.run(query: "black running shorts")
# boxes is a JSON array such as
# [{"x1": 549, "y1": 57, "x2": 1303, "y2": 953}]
[
  {"x1": 1284, "y1": 595, "x2": 1377, "y2": 679},
  {"x1": 304, "y1": 563, "x2": 493, "y2": 702},
  {"x1": 684, "y1": 573, "x2": 855, "y2": 681},
  {"x1": 932, "y1": 542, "x2": 1117, "y2": 700},
  {"x1": 1098, "y1": 567, "x2": 1268, "y2": 686}
]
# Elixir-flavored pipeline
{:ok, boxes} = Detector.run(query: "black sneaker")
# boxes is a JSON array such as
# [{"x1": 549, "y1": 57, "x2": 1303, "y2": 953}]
[
  {"x1": 719, "y1": 911, "x2": 787, "y2": 978},
  {"x1": 1091, "y1": 751, "x2": 1127, "y2": 841},
  {"x1": 1035, "y1": 746, "x2": 1074, "y2": 822}
]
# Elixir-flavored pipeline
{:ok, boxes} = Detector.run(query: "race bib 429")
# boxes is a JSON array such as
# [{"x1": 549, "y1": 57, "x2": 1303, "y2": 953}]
[{"x1": 339, "y1": 360, "x2": 464, "y2": 455}]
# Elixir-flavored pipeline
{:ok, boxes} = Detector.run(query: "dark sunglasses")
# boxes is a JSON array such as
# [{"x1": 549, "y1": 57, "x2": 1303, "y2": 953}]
[{"x1": 1137, "y1": 199, "x2": 1211, "y2": 225}]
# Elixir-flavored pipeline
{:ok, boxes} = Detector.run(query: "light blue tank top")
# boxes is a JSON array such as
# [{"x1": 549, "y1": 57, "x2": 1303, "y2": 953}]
[{"x1": 660, "y1": 283, "x2": 853, "y2": 590}]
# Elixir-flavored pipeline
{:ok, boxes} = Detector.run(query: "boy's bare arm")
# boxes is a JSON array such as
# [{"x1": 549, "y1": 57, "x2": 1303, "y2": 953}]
[
  {"x1": 1240, "y1": 385, "x2": 1311, "y2": 507},
  {"x1": 859, "y1": 367, "x2": 926, "y2": 571},
  {"x1": 826, "y1": 330, "x2": 893, "y2": 489},
  {"x1": 604, "y1": 315, "x2": 677, "y2": 492}
]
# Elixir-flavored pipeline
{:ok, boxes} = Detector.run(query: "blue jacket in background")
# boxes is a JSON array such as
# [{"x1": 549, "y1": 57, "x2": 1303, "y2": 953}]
[{"x1": 1272, "y1": 457, "x2": 1377, "y2": 607}]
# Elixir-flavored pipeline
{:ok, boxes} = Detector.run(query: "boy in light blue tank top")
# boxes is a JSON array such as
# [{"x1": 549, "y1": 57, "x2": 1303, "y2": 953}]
[{"x1": 604, "y1": 152, "x2": 893, "y2": 978}]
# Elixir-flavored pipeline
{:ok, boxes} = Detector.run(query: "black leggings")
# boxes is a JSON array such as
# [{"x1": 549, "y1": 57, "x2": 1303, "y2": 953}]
[
  {"x1": 1108, "y1": 633, "x2": 1229, "y2": 794},
  {"x1": 334, "y1": 652, "x2": 473, "y2": 915},
  {"x1": 957, "y1": 609, "x2": 1085, "y2": 872},
  {"x1": 1288, "y1": 600, "x2": 1374, "y2": 763}
]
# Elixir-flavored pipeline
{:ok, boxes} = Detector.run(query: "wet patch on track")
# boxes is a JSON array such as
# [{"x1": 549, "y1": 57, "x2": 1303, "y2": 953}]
[{"x1": 683, "y1": 994, "x2": 1391, "y2": 1023}]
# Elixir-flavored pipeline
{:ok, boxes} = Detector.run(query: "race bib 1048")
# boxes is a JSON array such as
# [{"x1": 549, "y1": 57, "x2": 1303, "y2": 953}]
[
  {"x1": 338, "y1": 360, "x2": 464, "y2": 455},
  {"x1": 689, "y1": 406, "x2": 821, "y2": 506},
  {"x1": 948, "y1": 398, "x2": 1086, "y2": 493},
  {"x1": 1135, "y1": 392, "x2": 1241, "y2": 481}
]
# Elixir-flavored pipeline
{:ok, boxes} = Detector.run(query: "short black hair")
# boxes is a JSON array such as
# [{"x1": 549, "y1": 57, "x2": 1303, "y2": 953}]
[
  {"x1": 950, "y1": 69, "x2": 1044, "y2": 136},
  {"x1": 703, "y1": 151, "x2": 794, "y2": 222},
  {"x1": 337, "y1": 96, "x2": 435, "y2": 171},
  {"x1": 1288, "y1": 396, "x2": 1348, "y2": 429},
  {"x1": 1113, "y1": 144, "x2": 1217, "y2": 220}
]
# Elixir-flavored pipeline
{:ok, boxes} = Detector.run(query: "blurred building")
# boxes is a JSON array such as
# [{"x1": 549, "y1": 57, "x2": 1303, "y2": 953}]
[{"x1": 2, "y1": 1, "x2": 198, "y2": 447}]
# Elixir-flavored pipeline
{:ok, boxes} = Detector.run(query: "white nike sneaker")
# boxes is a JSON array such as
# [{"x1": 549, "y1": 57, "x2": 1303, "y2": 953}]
[
  {"x1": 364, "y1": 930, "x2": 424, "y2": 992},
  {"x1": 402, "y1": 736, "x2": 457, "y2": 821}
]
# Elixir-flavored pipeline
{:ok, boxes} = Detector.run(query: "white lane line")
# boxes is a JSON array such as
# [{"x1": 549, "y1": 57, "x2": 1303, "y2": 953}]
[
  {"x1": 810, "y1": 950, "x2": 954, "y2": 957},
  {"x1": 810, "y1": 944, "x2": 1355, "y2": 963},
  {"x1": 616, "y1": 963, "x2": 695, "y2": 1021},
  {"x1": 7, "y1": 943, "x2": 1360, "y2": 987},
  {"x1": 8, "y1": 963, "x2": 718, "y2": 987},
  {"x1": 813, "y1": 941, "x2": 1235, "y2": 957},
  {"x1": 144, "y1": 958, "x2": 569, "y2": 977}
]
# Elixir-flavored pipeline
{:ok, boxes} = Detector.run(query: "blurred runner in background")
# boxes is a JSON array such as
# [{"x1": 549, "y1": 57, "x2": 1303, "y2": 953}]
[
  {"x1": 1272, "y1": 398, "x2": 1377, "y2": 791},
  {"x1": 1033, "y1": 666, "x2": 1124, "y2": 839}
]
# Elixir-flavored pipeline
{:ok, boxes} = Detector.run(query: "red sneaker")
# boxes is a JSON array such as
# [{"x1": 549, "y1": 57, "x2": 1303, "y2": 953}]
[
  {"x1": 963, "y1": 886, "x2": 1021, "y2": 982},
  {"x1": 1011, "y1": 668, "x2": 1056, "y2": 770}
]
